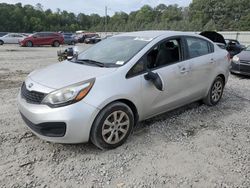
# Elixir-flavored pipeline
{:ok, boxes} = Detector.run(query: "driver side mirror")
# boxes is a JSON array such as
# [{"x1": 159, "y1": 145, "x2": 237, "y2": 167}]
[{"x1": 144, "y1": 71, "x2": 164, "y2": 91}]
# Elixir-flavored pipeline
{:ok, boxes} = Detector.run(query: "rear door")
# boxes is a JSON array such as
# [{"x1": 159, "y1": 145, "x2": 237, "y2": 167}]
[{"x1": 184, "y1": 36, "x2": 216, "y2": 97}]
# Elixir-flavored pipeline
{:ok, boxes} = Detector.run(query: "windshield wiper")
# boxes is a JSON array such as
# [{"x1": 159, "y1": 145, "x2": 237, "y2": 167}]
[{"x1": 75, "y1": 59, "x2": 106, "y2": 67}]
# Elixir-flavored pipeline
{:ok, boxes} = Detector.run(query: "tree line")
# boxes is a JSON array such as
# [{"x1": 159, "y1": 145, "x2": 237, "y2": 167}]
[{"x1": 0, "y1": 0, "x2": 249, "y2": 33}]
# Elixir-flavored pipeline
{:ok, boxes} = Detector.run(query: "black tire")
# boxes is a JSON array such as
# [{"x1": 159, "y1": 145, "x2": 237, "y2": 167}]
[
  {"x1": 0, "y1": 40, "x2": 4, "y2": 45},
  {"x1": 53, "y1": 41, "x2": 60, "y2": 47},
  {"x1": 203, "y1": 76, "x2": 225, "y2": 106},
  {"x1": 26, "y1": 41, "x2": 33, "y2": 47},
  {"x1": 90, "y1": 102, "x2": 134, "y2": 150}
]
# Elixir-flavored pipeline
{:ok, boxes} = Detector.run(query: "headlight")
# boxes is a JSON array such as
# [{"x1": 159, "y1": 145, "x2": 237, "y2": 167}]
[
  {"x1": 232, "y1": 55, "x2": 240, "y2": 64},
  {"x1": 42, "y1": 78, "x2": 95, "y2": 107}
]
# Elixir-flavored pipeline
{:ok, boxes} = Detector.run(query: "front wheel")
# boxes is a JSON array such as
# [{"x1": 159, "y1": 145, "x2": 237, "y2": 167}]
[
  {"x1": 53, "y1": 41, "x2": 60, "y2": 47},
  {"x1": 203, "y1": 76, "x2": 224, "y2": 106},
  {"x1": 26, "y1": 41, "x2": 33, "y2": 47},
  {"x1": 0, "y1": 40, "x2": 4, "y2": 45},
  {"x1": 90, "y1": 102, "x2": 134, "y2": 150}
]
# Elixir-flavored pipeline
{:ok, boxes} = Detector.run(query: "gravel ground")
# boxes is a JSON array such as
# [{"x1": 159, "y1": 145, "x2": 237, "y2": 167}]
[{"x1": 0, "y1": 44, "x2": 249, "y2": 188}]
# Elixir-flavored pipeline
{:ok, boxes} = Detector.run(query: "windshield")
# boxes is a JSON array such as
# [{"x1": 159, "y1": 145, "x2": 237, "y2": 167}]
[{"x1": 77, "y1": 36, "x2": 151, "y2": 66}]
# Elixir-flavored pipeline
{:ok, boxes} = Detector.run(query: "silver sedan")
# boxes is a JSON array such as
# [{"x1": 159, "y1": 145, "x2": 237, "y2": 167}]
[
  {"x1": 18, "y1": 31, "x2": 230, "y2": 149},
  {"x1": 0, "y1": 33, "x2": 25, "y2": 45}
]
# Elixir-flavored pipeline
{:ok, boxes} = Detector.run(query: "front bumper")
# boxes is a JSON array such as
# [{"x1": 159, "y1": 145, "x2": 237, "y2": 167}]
[
  {"x1": 18, "y1": 93, "x2": 100, "y2": 143},
  {"x1": 230, "y1": 61, "x2": 250, "y2": 76}
]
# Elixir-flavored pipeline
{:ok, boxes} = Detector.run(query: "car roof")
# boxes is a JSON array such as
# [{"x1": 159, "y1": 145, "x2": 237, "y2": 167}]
[{"x1": 116, "y1": 30, "x2": 196, "y2": 39}]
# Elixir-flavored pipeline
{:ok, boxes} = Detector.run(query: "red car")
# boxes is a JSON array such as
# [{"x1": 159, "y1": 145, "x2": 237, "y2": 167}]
[{"x1": 19, "y1": 32, "x2": 64, "y2": 47}]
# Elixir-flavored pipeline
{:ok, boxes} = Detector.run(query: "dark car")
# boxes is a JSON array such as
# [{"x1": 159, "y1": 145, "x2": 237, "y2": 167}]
[
  {"x1": 225, "y1": 39, "x2": 245, "y2": 58},
  {"x1": 231, "y1": 45, "x2": 250, "y2": 76},
  {"x1": 63, "y1": 33, "x2": 78, "y2": 45},
  {"x1": 78, "y1": 33, "x2": 99, "y2": 43},
  {"x1": 19, "y1": 32, "x2": 64, "y2": 47},
  {"x1": 84, "y1": 35, "x2": 101, "y2": 44}
]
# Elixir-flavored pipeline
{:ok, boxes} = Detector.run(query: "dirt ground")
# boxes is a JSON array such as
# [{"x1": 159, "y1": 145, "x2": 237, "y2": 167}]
[{"x1": 0, "y1": 44, "x2": 249, "y2": 188}]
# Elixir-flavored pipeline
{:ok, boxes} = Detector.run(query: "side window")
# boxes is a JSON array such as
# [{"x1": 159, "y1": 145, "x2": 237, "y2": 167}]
[
  {"x1": 126, "y1": 58, "x2": 146, "y2": 78},
  {"x1": 147, "y1": 39, "x2": 182, "y2": 69},
  {"x1": 186, "y1": 37, "x2": 212, "y2": 58},
  {"x1": 35, "y1": 33, "x2": 42, "y2": 38}
]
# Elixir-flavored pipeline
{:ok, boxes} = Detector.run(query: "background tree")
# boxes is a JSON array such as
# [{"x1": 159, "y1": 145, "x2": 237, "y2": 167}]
[{"x1": 0, "y1": 1, "x2": 249, "y2": 33}]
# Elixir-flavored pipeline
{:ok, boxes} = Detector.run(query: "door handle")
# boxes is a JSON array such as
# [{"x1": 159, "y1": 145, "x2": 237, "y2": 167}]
[
  {"x1": 180, "y1": 67, "x2": 188, "y2": 73},
  {"x1": 210, "y1": 58, "x2": 216, "y2": 63}
]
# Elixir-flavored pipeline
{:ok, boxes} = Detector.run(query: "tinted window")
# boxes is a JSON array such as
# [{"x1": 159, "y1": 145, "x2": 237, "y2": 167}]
[
  {"x1": 127, "y1": 38, "x2": 182, "y2": 78},
  {"x1": 127, "y1": 59, "x2": 146, "y2": 78},
  {"x1": 186, "y1": 37, "x2": 212, "y2": 58},
  {"x1": 15, "y1": 34, "x2": 23, "y2": 37},
  {"x1": 147, "y1": 39, "x2": 181, "y2": 69}
]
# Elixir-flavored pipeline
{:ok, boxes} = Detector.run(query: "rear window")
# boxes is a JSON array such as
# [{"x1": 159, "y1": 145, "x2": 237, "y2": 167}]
[{"x1": 186, "y1": 37, "x2": 214, "y2": 58}]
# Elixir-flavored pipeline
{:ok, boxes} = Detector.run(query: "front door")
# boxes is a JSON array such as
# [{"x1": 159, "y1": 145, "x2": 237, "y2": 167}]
[{"x1": 139, "y1": 38, "x2": 192, "y2": 119}]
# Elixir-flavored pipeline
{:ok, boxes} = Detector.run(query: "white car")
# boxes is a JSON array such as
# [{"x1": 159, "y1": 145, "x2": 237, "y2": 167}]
[
  {"x1": 18, "y1": 31, "x2": 230, "y2": 149},
  {"x1": 0, "y1": 33, "x2": 25, "y2": 45}
]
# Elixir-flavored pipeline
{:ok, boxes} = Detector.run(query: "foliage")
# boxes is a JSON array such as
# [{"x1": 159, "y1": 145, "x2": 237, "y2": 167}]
[{"x1": 0, "y1": 1, "x2": 249, "y2": 33}]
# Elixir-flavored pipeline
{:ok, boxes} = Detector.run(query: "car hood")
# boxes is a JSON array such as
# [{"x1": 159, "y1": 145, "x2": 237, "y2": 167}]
[
  {"x1": 238, "y1": 51, "x2": 250, "y2": 61},
  {"x1": 29, "y1": 61, "x2": 117, "y2": 89}
]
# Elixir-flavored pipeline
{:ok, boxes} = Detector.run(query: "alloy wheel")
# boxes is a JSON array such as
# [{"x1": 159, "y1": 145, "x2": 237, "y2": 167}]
[
  {"x1": 102, "y1": 110, "x2": 130, "y2": 144},
  {"x1": 211, "y1": 80, "x2": 223, "y2": 102}
]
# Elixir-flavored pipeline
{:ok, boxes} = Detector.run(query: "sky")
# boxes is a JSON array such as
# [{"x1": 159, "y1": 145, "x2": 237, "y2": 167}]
[{"x1": 0, "y1": 0, "x2": 192, "y2": 16}]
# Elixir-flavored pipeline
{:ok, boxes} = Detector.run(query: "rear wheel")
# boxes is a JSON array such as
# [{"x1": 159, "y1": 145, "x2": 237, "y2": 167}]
[
  {"x1": 0, "y1": 40, "x2": 3, "y2": 45},
  {"x1": 90, "y1": 102, "x2": 134, "y2": 150},
  {"x1": 26, "y1": 41, "x2": 33, "y2": 47},
  {"x1": 203, "y1": 76, "x2": 224, "y2": 106},
  {"x1": 53, "y1": 41, "x2": 60, "y2": 47}
]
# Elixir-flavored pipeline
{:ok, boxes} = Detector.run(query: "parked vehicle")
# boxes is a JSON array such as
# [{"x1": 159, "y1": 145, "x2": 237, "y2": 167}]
[
  {"x1": 231, "y1": 45, "x2": 250, "y2": 76},
  {"x1": 78, "y1": 33, "x2": 99, "y2": 43},
  {"x1": 200, "y1": 31, "x2": 227, "y2": 49},
  {"x1": 84, "y1": 35, "x2": 102, "y2": 44},
  {"x1": 0, "y1": 32, "x2": 8, "y2": 37},
  {"x1": 63, "y1": 33, "x2": 78, "y2": 45},
  {"x1": 18, "y1": 31, "x2": 230, "y2": 149},
  {"x1": 0, "y1": 33, "x2": 25, "y2": 45},
  {"x1": 19, "y1": 32, "x2": 64, "y2": 47},
  {"x1": 225, "y1": 39, "x2": 245, "y2": 58}
]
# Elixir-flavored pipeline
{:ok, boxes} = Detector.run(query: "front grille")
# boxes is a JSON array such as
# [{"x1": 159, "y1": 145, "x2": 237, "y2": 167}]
[{"x1": 21, "y1": 83, "x2": 46, "y2": 104}]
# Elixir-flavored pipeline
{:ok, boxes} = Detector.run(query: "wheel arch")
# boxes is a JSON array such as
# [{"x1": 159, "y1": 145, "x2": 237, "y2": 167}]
[
  {"x1": 88, "y1": 98, "x2": 139, "y2": 143},
  {"x1": 217, "y1": 74, "x2": 226, "y2": 85}
]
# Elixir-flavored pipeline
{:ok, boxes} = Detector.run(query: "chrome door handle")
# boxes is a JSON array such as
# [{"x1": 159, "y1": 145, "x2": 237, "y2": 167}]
[
  {"x1": 180, "y1": 67, "x2": 188, "y2": 73},
  {"x1": 210, "y1": 58, "x2": 216, "y2": 63}
]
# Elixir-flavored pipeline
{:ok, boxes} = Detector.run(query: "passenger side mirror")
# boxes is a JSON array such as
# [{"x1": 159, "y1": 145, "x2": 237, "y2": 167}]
[{"x1": 144, "y1": 71, "x2": 164, "y2": 91}]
